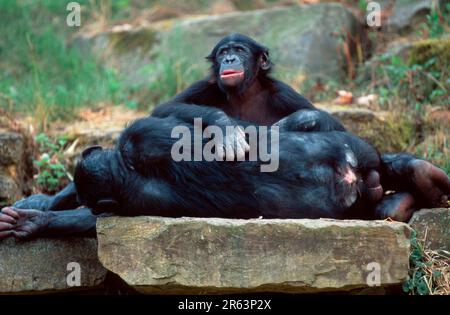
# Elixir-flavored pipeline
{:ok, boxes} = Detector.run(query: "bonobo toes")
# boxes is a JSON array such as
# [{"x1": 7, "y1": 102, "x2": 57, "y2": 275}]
[
  {"x1": 375, "y1": 192, "x2": 416, "y2": 222},
  {"x1": 407, "y1": 159, "x2": 450, "y2": 207},
  {"x1": 0, "y1": 207, "x2": 51, "y2": 240}
]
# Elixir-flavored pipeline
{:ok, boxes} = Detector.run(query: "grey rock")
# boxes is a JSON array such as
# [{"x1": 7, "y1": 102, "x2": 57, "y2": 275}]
[
  {"x1": 409, "y1": 208, "x2": 450, "y2": 251},
  {"x1": 0, "y1": 131, "x2": 24, "y2": 166},
  {"x1": 386, "y1": 0, "x2": 432, "y2": 32},
  {"x1": 75, "y1": 3, "x2": 363, "y2": 88},
  {"x1": 97, "y1": 216, "x2": 411, "y2": 294},
  {"x1": 0, "y1": 238, "x2": 107, "y2": 294}
]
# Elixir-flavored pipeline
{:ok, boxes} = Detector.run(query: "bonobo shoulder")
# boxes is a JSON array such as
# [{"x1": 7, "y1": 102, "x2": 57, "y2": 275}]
[
  {"x1": 269, "y1": 79, "x2": 315, "y2": 112},
  {"x1": 173, "y1": 77, "x2": 225, "y2": 105}
]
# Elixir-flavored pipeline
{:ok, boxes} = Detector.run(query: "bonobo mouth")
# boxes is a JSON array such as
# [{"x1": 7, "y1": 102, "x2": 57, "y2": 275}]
[
  {"x1": 220, "y1": 69, "x2": 245, "y2": 86},
  {"x1": 220, "y1": 69, "x2": 244, "y2": 79}
]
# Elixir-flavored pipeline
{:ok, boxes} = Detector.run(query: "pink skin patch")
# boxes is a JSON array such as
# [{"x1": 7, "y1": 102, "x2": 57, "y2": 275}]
[{"x1": 342, "y1": 168, "x2": 357, "y2": 184}]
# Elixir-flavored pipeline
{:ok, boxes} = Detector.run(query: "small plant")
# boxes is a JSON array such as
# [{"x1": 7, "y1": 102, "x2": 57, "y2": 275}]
[
  {"x1": 419, "y1": 2, "x2": 447, "y2": 39},
  {"x1": 33, "y1": 133, "x2": 70, "y2": 194},
  {"x1": 403, "y1": 230, "x2": 450, "y2": 295}
]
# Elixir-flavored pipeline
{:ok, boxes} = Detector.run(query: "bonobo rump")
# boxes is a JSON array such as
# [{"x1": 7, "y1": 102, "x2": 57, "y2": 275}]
[{"x1": 74, "y1": 115, "x2": 384, "y2": 220}]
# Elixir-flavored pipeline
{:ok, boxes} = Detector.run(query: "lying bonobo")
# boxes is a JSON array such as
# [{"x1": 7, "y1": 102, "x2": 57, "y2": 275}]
[
  {"x1": 0, "y1": 109, "x2": 449, "y2": 239},
  {"x1": 72, "y1": 115, "x2": 387, "y2": 220}
]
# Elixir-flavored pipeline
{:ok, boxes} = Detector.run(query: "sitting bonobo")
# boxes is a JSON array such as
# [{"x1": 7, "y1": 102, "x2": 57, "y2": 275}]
[
  {"x1": 153, "y1": 33, "x2": 450, "y2": 220},
  {"x1": 72, "y1": 115, "x2": 388, "y2": 220}
]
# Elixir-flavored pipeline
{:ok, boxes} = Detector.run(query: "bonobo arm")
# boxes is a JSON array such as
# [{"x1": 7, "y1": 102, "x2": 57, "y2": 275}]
[
  {"x1": 152, "y1": 101, "x2": 231, "y2": 127},
  {"x1": 0, "y1": 207, "x2": 105, "y2": 239},
  {"x1": 12, "y1": 182, "x2": 80, "y2": 211},
  {"x1": 152, "y1": 102, "x2": 249, "y2": 160},
  {"x1": 275, "y1": 109, "x2": 346, "y2": 132}
]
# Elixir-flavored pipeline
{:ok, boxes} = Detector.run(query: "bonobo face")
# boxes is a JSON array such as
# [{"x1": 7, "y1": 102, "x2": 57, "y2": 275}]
[
  {"x1": 215, "y1": 42, "x2": 248, "y2": 87},
  {"x1": 208, "y1": 34, "x2": 271, "y2": 93},
  {"x1": 74, "y1": 146, "x2": 120, "y2": 215}
]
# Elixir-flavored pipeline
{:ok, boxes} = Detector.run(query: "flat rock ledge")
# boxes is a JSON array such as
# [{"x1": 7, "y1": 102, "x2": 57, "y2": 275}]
[
  {"x1": 97, "y1": 217, "x2": 411, "y2": 294},
  {"x1": 0, "y1": 238, "x2": 107, "y2": 294}
]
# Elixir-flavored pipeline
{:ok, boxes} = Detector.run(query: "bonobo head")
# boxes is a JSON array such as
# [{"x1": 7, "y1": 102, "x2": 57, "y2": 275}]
[
  {"x1": 207, "y1": 33, "x2": 271, "y2": 94},
  {"x1": 74, "y1": 146, "x2": 121, "y2": 214}
]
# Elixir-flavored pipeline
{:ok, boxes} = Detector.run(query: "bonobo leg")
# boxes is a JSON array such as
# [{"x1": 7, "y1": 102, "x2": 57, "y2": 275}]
[
  {"x1": 374, "y1": 192, "x2": 416, "y2": 222},
  {"x1": 152, "y1": 102, "x2": 249, "y2": 160},
  {"x1": 0, "y1": 207, "x2": 101, "y2": 240},
  {"x1": 380, "y1": 153, "x2": 450, "y2": 207}
]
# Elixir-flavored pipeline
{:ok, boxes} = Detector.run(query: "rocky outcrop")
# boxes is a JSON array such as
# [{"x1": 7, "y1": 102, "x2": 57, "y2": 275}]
[
  {"x1": 0, "y1": 130, "x2": 31, "y2": 204},
  {"x1": 97, "y1": 216, "x2": 411, "y2": 294},
  {"x1": 409, "y1": 208, "x2": 449, "y2": 251},
  {"x1": 316, "y1": 104, "x2": 413, "y2": 152},
  {"x1": 75, "y1": 3, "x2": 363, "y2": 87},
  {"x1": 0, "y1": 238, "x2": 107, "y2": 294},
  {"x1": 384, "y1": 0, "x2": 432, "y2": 33}
]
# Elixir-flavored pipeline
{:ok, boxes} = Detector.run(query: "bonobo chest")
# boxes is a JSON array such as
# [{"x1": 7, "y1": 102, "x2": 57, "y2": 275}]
[{"x1": 225, "y1": 91, "x2": 280, "y2": 125}]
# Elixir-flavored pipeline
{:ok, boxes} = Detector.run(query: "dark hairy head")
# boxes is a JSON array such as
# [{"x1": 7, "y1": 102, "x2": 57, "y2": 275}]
[
  {"x1": 206, "y1": 33, "x2": 271, "y2": 93},
  {"x1": 74, "y1": 146, "x2": 121, "y2": 214}
]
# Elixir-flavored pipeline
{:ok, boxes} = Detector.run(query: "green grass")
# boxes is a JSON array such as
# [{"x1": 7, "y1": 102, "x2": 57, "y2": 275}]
[{"x1": 0, "y1": 0, "x2": 128, "y2": 127}]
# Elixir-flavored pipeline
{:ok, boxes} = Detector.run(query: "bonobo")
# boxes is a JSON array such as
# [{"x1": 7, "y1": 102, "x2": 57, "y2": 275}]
[
  {"x1": 74, "y1": 115, "x2": 384, "y2": 219},
  {"x1": 1, "y1": 34, "x2": 449, "y2": 240},
  {"x1": 152, "y1": 33, "x2": 450, "y2": 219}
]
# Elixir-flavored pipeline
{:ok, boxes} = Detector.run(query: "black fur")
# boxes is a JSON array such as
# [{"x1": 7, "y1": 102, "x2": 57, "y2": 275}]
[{"x1": 74, "y1": 114, "x2": 381, "y2": 220}]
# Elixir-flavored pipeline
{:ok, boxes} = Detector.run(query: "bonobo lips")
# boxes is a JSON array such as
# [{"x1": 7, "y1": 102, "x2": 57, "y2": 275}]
[{"x1": 220, "y1": 69, "x2": 244, "y2": 79}]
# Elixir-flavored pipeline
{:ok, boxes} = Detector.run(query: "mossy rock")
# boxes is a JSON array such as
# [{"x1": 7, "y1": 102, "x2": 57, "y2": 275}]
[
  {"x1": 317, "y1": 104, "x2": 415, "y2": 152},
  {"x1": 408, "y1": 38, "x2": 450, "y2": 70}
]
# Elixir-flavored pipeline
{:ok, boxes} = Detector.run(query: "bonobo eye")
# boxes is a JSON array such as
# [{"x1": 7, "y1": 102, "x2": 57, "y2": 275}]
[
  {"x1": 219, "y1": 49, "x2": 228, "y2": 56},
  {"x1": 235, "y1": 47, "x2": 245, "y2": 53}
]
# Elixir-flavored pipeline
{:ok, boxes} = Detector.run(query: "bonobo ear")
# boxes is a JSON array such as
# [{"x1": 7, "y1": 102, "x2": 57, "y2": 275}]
[
  {"x1": 260, "y1": 51, "x2": 271, "y2": 71},
  {"x1": 96, "y1": 199, "x2": 120, "y2": 212},
  {"x1": 82, "y1": 145, "x2": 103, "y2": 159}
]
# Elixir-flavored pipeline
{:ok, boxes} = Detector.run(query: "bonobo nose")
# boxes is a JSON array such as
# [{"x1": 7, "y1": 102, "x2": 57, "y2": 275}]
[{"x1": 224, "y1": 55, "x2": 237, "y2": 64}]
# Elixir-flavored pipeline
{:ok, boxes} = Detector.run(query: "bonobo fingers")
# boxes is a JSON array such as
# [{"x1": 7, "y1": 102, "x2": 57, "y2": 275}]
[
  {"x1": 0, "y1": 208, "x2": 18, "y2": 240},
  {"x1": 2, "y1": 207, "x2": 20, "y2": 219},
  {"x1": 0, "y1": 208, "x2": 50, "y2": 240},
  {"x1": 0, "y1": 213, "x2": 17, "y2": 225},
  {"x1": 218, "y1": 126, "x2": 250, "y2": 161}
]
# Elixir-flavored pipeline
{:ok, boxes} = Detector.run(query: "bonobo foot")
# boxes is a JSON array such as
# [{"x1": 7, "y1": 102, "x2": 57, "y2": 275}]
[
  {"x1": 407, "y1": 159, "x2": 450, "y2": 207},
  {"x1": 0, "y1": 207, "x2": 50, "y2": 240},
  {"x1": 374, "y1": 192, "x2": 416, "y2": 222}
]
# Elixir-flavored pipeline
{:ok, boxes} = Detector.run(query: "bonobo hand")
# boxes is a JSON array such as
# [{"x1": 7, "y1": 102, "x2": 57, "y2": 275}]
[
  {"x1": 213, "y1": 115, "x2": 250, "y2": 161},
  {"x1": 0, "y1": 207, "x2": 50, "y2": 240}
]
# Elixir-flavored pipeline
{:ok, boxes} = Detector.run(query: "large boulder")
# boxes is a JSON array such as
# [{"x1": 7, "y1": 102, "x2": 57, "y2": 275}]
[
  {"x1": 97, "y1": 216, "x2": 411, "y2": 294},
  {"x1": 0, "y1": 238, "x2": 107, "y2": 294},
  {"x1": 75, "y1": 3, "x2": 363, "y2": 93}
]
